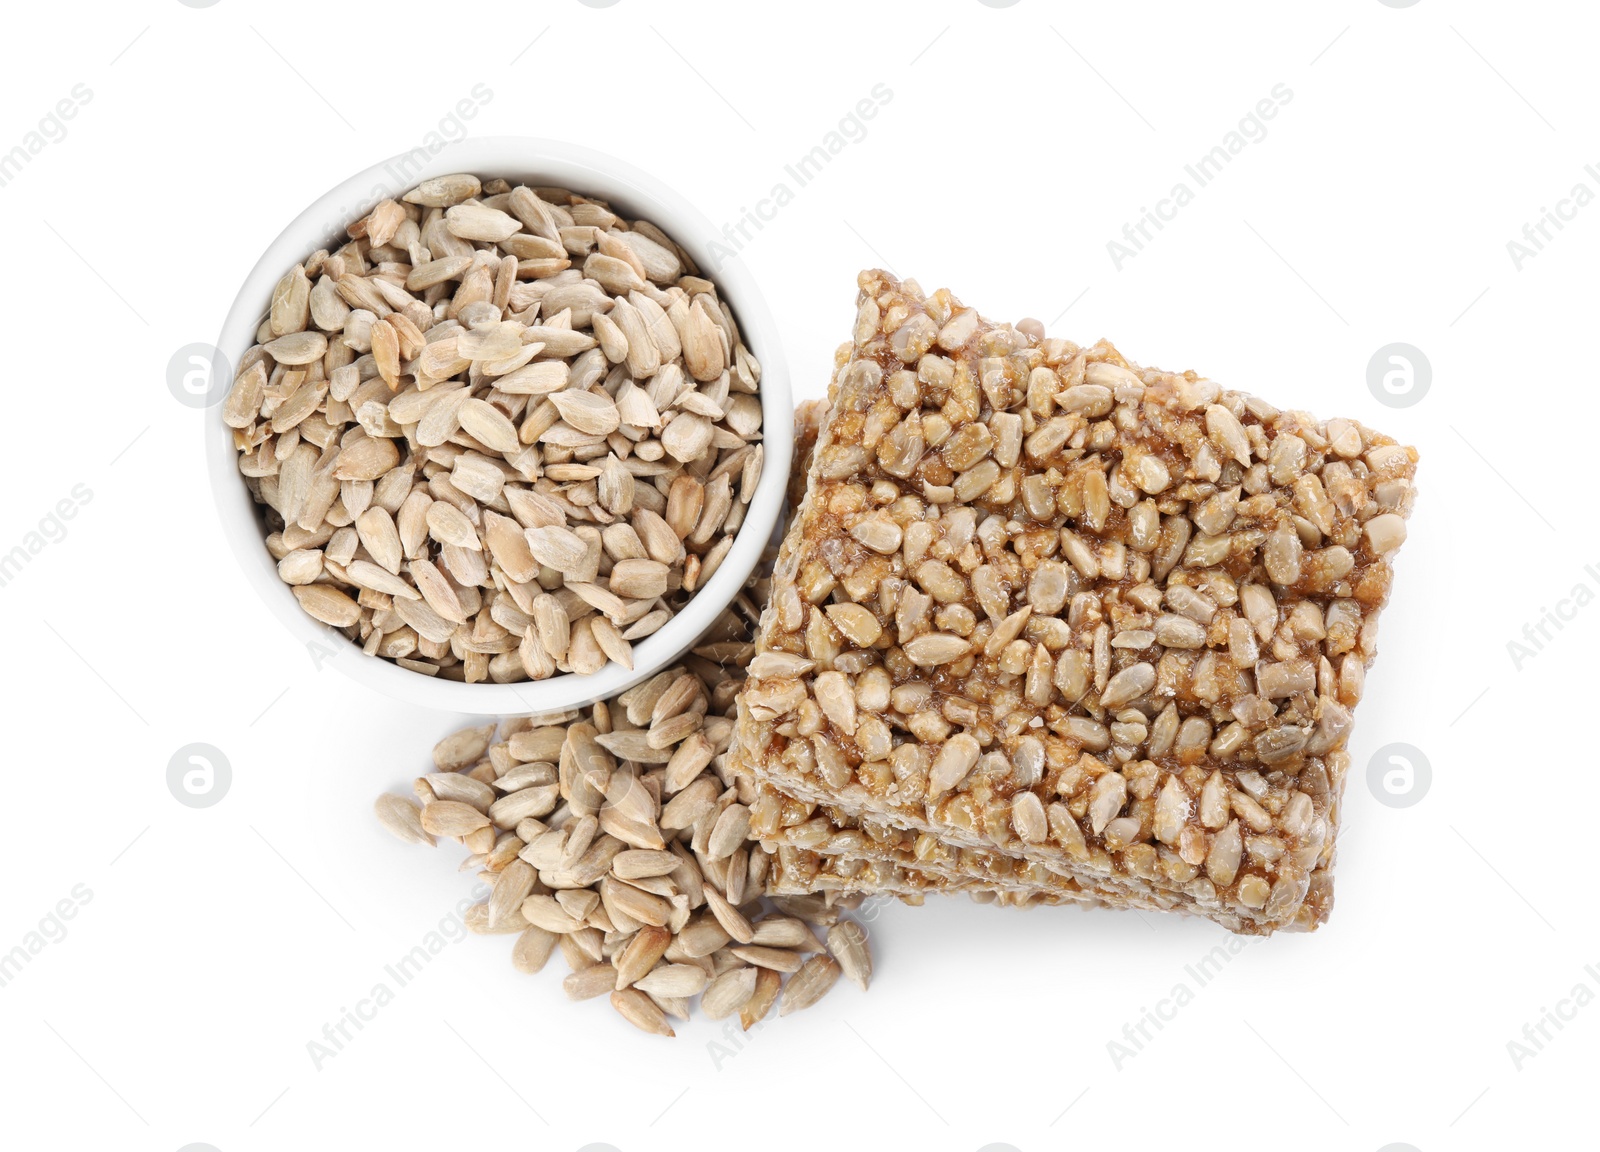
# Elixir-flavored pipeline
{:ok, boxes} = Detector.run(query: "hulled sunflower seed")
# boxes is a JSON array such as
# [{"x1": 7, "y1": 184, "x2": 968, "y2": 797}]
[
  {"x1": 729, "y1": 945, "x2": 803, "y2": 973},
  {"x1": 374, "y1": 794, "x2": 433, "y2": 846},
  {"x1": 632, "y1": 964, "x2": 710, "y2": 998},
  {"x1": 420, "y1": 800, "x2": 490, "y2": 838},
  {"x1": 750, "y1": 916, "x2": 823, "y2": 952},
  {"x1": 779, "y1": 956, "x2": 842, "y2": 1016},
  {"x1": 701, "y1": 966, "x2": 758, "y2": 1020},
  {"x1": 609, "y1": 988, "x2": 676, "y2": 1037},
  {"x1": 613, "y1": 925, "x2": 673, "y2": 989},
  {"x1": 565, "y1": 963, "x2": 619, "y2": 1001},
  {"x1": 511, "y1": 925, "x2": 559, "y2": 974},
  {"x1": 827, "y1": 921, "x2": 872, "y2": 991},
  {"x1": 740, "y1": 967, "x2": 782, "y2": 1030}
]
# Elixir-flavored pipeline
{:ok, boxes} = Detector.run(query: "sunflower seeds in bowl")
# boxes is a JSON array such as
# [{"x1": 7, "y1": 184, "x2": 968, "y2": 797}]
[{"x1": 213, "y1": 142, "x2": 790, "y2": 715}]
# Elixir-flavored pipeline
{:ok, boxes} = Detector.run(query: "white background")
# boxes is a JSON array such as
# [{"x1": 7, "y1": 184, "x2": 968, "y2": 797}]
[{"x1": 0, "y1": 2, "x2": 1591, "y2": 1150}]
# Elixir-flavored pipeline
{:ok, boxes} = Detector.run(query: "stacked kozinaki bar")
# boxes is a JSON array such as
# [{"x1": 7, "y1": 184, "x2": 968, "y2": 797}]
[{"x1": 733, "y1": 271, "x2": 1418, "y2": 935}]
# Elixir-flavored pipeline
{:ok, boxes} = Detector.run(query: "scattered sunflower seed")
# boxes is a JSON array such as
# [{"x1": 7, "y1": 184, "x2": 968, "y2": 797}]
[{"x1": 373, "y1": 531, "x2": 871, "y2": 1038}]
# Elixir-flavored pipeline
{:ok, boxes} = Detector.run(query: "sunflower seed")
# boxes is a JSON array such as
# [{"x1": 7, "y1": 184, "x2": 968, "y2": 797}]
[
  {"x1": 609, "y1": 988, "x2": 675, "y2": 1037},
  {"x1": 632, "y1": 964, "x2": 710, "y2": 998},
  {"x1": 374, "y1": 794, "x2": 433, "y2": 846},
  {"x1": 565, "y1": 963, "x2": 619, "y2": 1001},
  {"x1": 730, "y1": 946, "x2": 803, "y2": 973},
  {"x1": 511, "y1": 925, "x2": 559, "y2": 974},
  {"x1": 779, "y1": 956, "x2": 842, "y2": 1016},
  {"x1": 613, "y1": 925, "x2": 672, "y2": 989},
  {"x1": 740, "y1": 967, "x2": 782, "y2": 1030},
  {"x1": 701, "y1": 966, "x2": 758, "y2": 1020},
  {"x1": 750, "y1": 916, "x2": 823, "y2": 952},
  {"x1": 827, "y1": 921, "x2": 872, "y2": 991},
  {"x1": 415, "y1": 800, "x2": 485, "y2": 838}
]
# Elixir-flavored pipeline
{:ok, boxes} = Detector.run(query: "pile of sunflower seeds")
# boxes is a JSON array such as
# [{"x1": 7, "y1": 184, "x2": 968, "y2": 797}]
[
  {"x1": 374, "y1": 587, "x2": 871, "y2": 1036},
  {"x1": 226, "y1": 173, "x2": 764, "y2": 682}
]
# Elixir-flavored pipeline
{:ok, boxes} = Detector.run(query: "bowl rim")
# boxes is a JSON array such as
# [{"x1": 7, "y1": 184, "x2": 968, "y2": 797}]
[{"x1": 210, "y1": 135, "x2": 791, "y2": 716}]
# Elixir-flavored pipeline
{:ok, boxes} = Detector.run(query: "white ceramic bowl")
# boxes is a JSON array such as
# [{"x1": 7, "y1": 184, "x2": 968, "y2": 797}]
[{"x1": 211, "y1": 137, "x2": 791, "y2": 715}]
